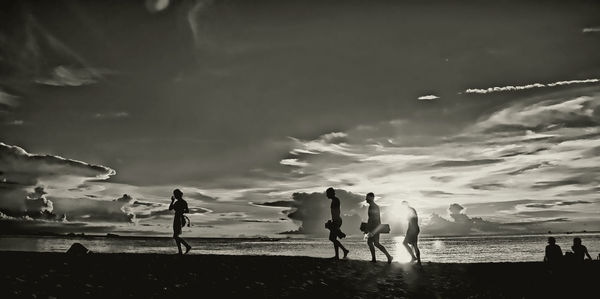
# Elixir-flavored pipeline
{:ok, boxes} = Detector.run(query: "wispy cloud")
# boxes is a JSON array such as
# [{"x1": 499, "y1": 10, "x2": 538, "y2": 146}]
[
  {"x1": 270, "y1": 86, "x2": 600, "y2": 234},
  {"x1": 582, "y1": 27, "x2": 600, "y2": 33},
  {"x1": 93, "y1": 112, "x2": 130, "y2": 119},
  {"x1": 35, "y1": 66, "x2": 111, "y2": 87},
  {"x1": 0, "y1": 89, "x2": 19, "y2": 107},
  {"x1": 280, "y1": 158, "x2": 309, "y2": 167},
  {"x1": 417, "y1": 95, "x2": 440, "y2": 100},
  {"x1": 464, "y1": 79, "x2": 599, "y2": 94}
]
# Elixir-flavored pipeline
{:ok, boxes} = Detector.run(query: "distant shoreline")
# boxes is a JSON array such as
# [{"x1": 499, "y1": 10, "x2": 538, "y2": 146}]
[{"x1": 1, "y1": 230, "x2": 599, "y2": 241}]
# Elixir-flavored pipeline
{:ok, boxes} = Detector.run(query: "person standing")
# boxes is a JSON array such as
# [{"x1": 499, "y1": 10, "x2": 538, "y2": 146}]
[
  {"x1": 169, "y1": 189, "x2": 192, "y2": 255},
  {"x1": 326, "y1": 187, "x2": 349, "y2": 259},
  {"x1": 401, "y1": 201, "x2": 421, "y2": 264},
  {"x1": 365, "y1": 192, "x2": 393, "y2": 263}
]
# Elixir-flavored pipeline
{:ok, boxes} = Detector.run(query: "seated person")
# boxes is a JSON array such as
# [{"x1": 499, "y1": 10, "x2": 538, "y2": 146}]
[
  {"x1": 571, "y1": 237, "x2": 592, "y2": 261},
  {"x1": 544, "y1": 237, "x2": 563, "y2": 263}
]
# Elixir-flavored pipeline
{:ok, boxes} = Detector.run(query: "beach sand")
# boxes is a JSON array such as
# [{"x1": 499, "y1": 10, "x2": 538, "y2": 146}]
[{"x1": 1, "y1": 251, "x2": 597, "y2": 298}]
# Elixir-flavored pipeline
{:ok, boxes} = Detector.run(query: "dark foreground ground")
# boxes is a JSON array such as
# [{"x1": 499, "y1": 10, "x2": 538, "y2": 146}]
[{"x1": 1, "y1": 251, "x2": 597, "y2": 298}]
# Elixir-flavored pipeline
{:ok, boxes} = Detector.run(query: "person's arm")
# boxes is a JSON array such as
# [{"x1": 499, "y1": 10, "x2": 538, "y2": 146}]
[
  {"x1": 183, "y1": 201, "x2": 189, "y2": 214},
  {"x1": 169, "y1": 196, "x2": 175, "y2": 210},
  {"x1": 584, "y1": 247, "x2": 592, "y2": 260}
]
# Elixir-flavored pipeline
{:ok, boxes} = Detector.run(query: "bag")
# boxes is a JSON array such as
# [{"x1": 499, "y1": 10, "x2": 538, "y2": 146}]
[
  {"x1": 380, "y1": 224, "x2": 391, "y2": 234},
  {"x1": 359, "y1": 222, "x2": 368, "y2": 233},
  {"x1": 325, "y1": 220, "x2": 332, "y2": 229},
  {"x1": 181, "y1": 215, "x2": 191, "y2": 228},
  {"x1": 360, "y1": 223, "x2": 391, "y2": 234}
]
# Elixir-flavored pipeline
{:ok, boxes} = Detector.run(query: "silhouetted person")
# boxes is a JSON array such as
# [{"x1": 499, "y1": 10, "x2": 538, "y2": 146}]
[
  {"x1": 326, "y1": 187, "x2": 349, "y2": 259},
  {"x1": 571, "y1": 237, "x2": 592, "y2": 262},
  {"x1": 169, "y1": 189, "x2": 191, "y2": 254},
  {"x1": 401, "y1": 201, "x2": 421, "y2": 264},
  {"x1": 365, "y1": 192, "x2": 393, "y2": 263},
  {"x1": 544, "y1": 237, "x2": 563, "y2": 263}
]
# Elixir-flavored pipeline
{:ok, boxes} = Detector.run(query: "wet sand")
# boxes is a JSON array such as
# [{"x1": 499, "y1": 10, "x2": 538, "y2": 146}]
[{"x1": 1, "y1": 251, "x2": 597, "y2": 298}]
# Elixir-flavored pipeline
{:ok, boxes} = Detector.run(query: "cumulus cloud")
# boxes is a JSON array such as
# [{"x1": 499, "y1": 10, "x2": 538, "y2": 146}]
[
  {"x1": 424, "y1": 203, "x2": 501, "y2": 235},
  {"x1": 25, "y1": 186, "x2": 54, "y2": 217},
  {"x1": 261, "y1": 189, "x2": 365, "y2": 235},
  {"x1": 0, "y1": 142, "x2": 122, "y2": 231},
  {"x1": 417, "y1": 95, "x2": 440, "y2": 100},
  {"x1": 464, "y1": 79, "x2": 599, "y2": 94}
]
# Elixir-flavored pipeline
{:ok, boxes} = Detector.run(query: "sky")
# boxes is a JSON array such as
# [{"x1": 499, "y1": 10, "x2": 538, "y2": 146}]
[{"x1": 1, "y1": 0, "x2": 599, "y2": 237}]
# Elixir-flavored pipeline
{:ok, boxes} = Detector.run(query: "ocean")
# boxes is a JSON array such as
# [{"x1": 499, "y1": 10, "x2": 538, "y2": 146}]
[{"x1": 1, "y1": 233, "x2": 599, "y2": 263}]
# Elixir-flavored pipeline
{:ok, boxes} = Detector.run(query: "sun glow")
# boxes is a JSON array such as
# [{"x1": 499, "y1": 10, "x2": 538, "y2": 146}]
[{"x1": 393, "y1": 236, "x2": 413, "y2": 263}]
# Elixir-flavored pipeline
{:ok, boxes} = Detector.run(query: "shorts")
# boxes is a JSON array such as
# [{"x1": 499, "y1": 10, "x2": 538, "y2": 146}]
[
  {"x1": 367, "y1": 233, "x2": 380, "y2": 244},
  {"x1": 173, "y1": 216, "x2": 183, "y2": 237},
  {"x1": 328, "y1": 219, "x2": 344, "y2": 241},
  {"x1": 405, "y1": 228, "x2": 419, "y2": 244}
]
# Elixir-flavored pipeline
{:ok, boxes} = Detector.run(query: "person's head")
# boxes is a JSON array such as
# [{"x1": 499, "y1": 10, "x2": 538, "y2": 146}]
[
  {"x1": 366, "y1": 192, "x2": 375, "y2": 204},
  {"x1": 326, "y1": 187, "x2": 335, "y2": 199},
  {"x1": 573, "y1": 237, "x2": 582, "y2": 246},
  {"x1": 173, "y1": 189, "x2": 183, "y2": 200},
  {"x1": 548, "y1": 237, "x2": 556, "y2": 245}
]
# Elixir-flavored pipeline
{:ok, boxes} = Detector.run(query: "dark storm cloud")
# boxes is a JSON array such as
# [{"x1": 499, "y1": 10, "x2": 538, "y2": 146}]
[{"x1": 263, "y1": 189, "x2": 365, "y2": 235}]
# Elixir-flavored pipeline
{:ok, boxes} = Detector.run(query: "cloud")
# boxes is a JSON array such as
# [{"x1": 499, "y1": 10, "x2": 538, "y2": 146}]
[
  {"x1": 417, "y1": 95, "x2": 440, "y2": 100},
  {"x1": 145, "y1": 0, "x2": 171, "y2": 13},
  {"x1": 464, "y1": 79, "x2": 599, "y2": 94},
  {"x1": 0, "y1": 142, "x2": 119, "y2": 229},
  {"x1": 473, "y1": 94, "x2": 600, "y2": 132},
  {"x1": 423, "y1": 203, "x2": 501, "y2": 235},
  {"x1": 25, "y1": 186, "x2": 54, "y2": 217},
  {"x1": 280, "y1": 158, "x2": 309, "y2": 167},
  {"x1": 263, "y1": 189, "x2": 365, "y2": 235},
  {"x1": 35, "y1": 66, "x2": 110, "y2": 87},
  {"x1": 187, "y1": 0, "x2": 215, "y2": 49},
  {"x1": 582, "y1": 27, "x2": 600, "y2": 33},
  {"x1": 431, "y1": 159, "x2": 503, "y2": 167},
  {"x1": 93, "y1": 112, "x2": 130, "y2": 119},
  {"x1": 6, "y1": 120, "x2": 25, "y2": 126},
  {"x1": 0, "y1": 89, "x2": 19, "y2": 108}
]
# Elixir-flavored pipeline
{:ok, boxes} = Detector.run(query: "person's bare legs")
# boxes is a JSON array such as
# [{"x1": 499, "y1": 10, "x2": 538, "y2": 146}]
[
  {"x1": 175, "y1": 236, "x2": 191, "y2": 254},
  {"x1": 403, "y1": 239, "x2": 417, "y2": 261},
  {"x1": 413, "y1": 242, "x2": 421, "y2": 264},
  {"x1": 333, "y1": 239, "x2": 349, "y2": 258},
  {"x1": 367, "y1": 239, "x2": 376, "y2": 262},
  {"x1": 375, "y1": 241, "x2": 393, "y2": 263},
  {"x1": 174, "y1": 237, "x2": 183, "y2": 254}
]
